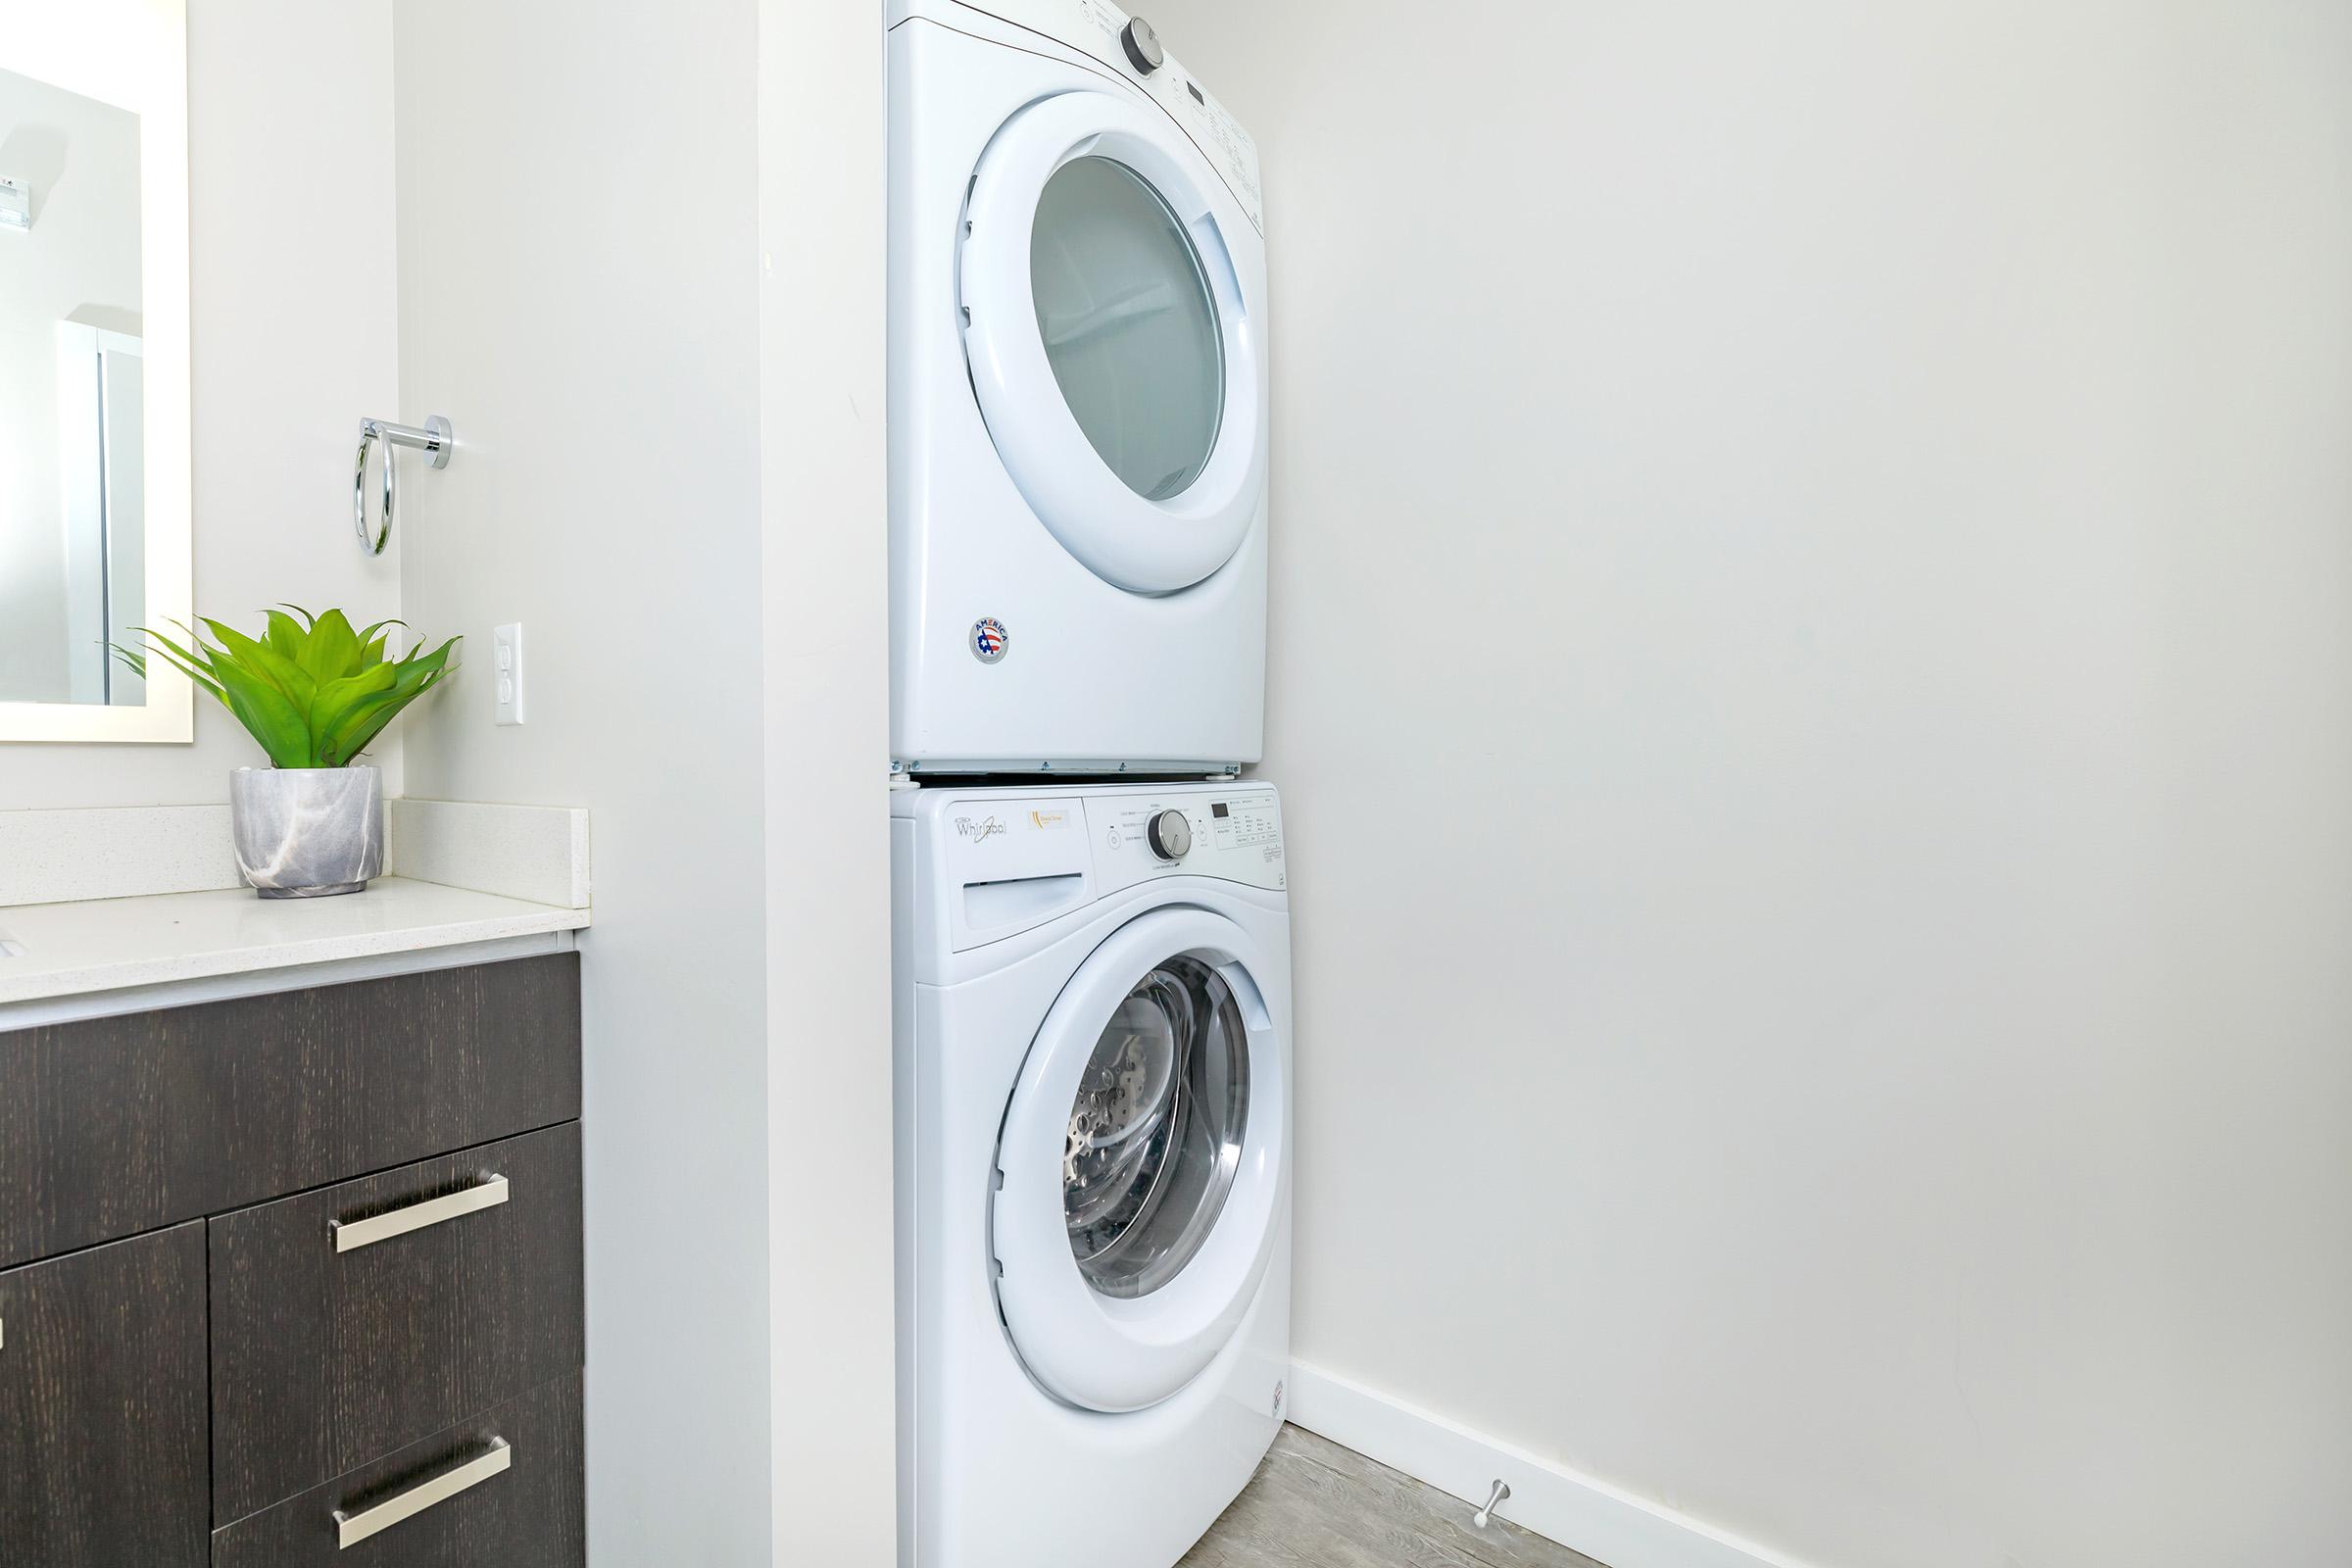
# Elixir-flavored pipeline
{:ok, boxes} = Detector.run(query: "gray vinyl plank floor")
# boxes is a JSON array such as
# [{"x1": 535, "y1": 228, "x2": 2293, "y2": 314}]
[{"x1": 1181, "y1": 1425, "x2": 1609, "y2": 1568}]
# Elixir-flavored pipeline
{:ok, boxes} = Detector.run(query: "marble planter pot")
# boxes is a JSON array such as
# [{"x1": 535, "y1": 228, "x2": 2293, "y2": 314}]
[{"x1": 228, "y1": 765, "x2": 385, "y2": 899}]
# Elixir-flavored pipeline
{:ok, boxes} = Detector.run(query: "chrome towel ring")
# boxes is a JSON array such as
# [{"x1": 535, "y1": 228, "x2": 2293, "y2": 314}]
[{"x1": 354, "y1": 415, "x2": 454, "y2": 556}]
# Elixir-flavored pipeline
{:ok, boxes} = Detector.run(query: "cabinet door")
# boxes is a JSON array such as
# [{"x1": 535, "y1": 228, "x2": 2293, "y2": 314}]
[
  {"x1": 0, "y1": 953, "x2": 581, "y2": 1270},
  {"x1": 0, "y1": 1222, "x2": 208, "y2": 1567}
]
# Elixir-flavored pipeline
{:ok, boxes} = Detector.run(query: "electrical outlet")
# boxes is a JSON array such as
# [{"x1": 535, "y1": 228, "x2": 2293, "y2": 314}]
[{"x1": 492, "y1": 623, "x2": 525, "y2": 725}]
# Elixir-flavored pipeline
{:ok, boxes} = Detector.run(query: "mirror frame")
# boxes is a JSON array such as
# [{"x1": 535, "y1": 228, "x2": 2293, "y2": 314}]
[{"x1": 0, "y1": 0, "x2": 191, "y2": 743}]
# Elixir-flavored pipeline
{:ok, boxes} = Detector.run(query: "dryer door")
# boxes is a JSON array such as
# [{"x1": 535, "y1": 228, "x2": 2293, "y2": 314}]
[
  {"x1": 960, "y1": 90, "x2": 1266, "y2": 596},
  {"x1": 992, "y1": 906, "x2": 1287, "y2": 1412}
]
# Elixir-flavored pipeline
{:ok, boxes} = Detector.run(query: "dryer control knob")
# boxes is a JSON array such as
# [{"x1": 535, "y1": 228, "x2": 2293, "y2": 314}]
[
  {"x1": 1121, "y1": 17, "x2": 1166, "y2": 74},
  {"x1": 1147, "y1": 808, "x2": 1192, "y2": 861}
]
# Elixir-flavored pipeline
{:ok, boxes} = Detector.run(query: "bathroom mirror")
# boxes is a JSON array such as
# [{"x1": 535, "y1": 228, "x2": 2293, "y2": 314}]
[{"x1": 0, "y1": 0, "x2": 190, "y2": 743}]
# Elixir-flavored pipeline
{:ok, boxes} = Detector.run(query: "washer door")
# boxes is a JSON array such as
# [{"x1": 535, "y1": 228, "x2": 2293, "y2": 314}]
[
  {"x1": 992, "y1": 907, "x2": 1287, "y2": 1413},
  {"x1": 960, "y1": 91, "x2": 1265, "y2": 596}
]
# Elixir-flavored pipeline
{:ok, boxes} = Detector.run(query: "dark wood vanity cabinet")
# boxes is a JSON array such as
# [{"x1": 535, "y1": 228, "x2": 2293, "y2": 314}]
[
  {"x1": 210, "y1": 1378, "x2": 585, "y2": 1568},
  {"x1": 0, "y1": 1223, "x2": 210, "y2": 1567},
  {"x1": 211, "y1": 1123, "x2": 587, "y2": 1524},
  {"x1": 0, "y1": 954, "x2": 585, "y2": 1567}
]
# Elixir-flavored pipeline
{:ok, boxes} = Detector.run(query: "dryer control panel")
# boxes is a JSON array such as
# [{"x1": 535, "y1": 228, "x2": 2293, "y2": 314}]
[
  {"x1": 946, "y1": 0, "x2": 1263, "y2": 230},
  {"x1": 1086, "y1": 788, "x2": 1284, "y2": 895}
]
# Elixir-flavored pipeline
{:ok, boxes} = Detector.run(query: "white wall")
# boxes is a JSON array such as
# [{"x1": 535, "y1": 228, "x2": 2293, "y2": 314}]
[
  {"x1": 1156, "y1": 4, "x2": 2352, "y2": 1566},
  {"x1": 393, "y1": 2, "x2": 897, "y2": 1560},
  {"x1": 0, "y1": 0, "x2": 401, "y2": 806},
  {"x1": 0, "y1": 5, "x2": 894, "y2": 1554},
  {"x1": 390, "y1": 1, "x2": 774, "y2": 1559},
  {"x1": 758, "y1": 0, "x2": 896, "y2": 1558}
]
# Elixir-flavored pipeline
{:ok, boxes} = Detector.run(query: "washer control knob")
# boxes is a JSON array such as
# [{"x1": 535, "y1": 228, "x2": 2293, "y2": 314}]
[
  {"x1": 1146, "y1": 808, "x2": 1192, "y2": 861},
  {"x1": 1121, "y1": 17, "x2": 1165, "y2": 74}
]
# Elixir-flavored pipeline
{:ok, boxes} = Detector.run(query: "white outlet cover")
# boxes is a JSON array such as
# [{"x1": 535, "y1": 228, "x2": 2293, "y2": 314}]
[{"x1": 492, "y1": 623, "x2": 525, "y2": 725}]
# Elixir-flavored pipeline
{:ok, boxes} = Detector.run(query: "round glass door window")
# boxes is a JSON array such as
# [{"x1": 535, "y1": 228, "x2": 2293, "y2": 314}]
[
  {"x1": 1030, "y1": 157, "x2": 1225, "y2": 502},
  {"x1": 1063, "y1": 956, "x2": 1250, "y2": 1298}
]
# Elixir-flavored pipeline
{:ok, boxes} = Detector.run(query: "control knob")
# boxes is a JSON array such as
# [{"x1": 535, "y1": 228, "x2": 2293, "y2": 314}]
[
  {"x1": 1146, "y1": 808, "x2": 1192, "y2": 861},
  {"x1": 1121, "y1": 17, "x2": 1165, "y2": 74}
]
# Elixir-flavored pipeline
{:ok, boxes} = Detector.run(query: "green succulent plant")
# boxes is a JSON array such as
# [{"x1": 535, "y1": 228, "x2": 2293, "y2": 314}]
[{"x1": 113, "y1": 608, "x2": 460, "y2": 769}]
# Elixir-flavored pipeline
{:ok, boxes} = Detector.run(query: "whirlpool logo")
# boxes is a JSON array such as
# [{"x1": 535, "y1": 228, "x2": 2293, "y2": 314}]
[{"x1": 954, "y1": 815, "x2": 1007, "y2": 844}]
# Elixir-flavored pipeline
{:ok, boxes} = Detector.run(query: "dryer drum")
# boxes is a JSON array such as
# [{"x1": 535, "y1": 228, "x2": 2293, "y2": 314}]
[
  {"x1": 1063, "y1": 956, "x2": 1251, "y2": 1298},
  {"x1": 1028, "y1": 154, "x2": 1226, "y2": 503}
]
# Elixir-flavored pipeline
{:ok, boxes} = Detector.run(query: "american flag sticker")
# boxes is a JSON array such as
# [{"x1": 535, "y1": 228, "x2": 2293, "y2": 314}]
[{"x1": 969, "y1": 617, "x2": 1010, "y2": 663}]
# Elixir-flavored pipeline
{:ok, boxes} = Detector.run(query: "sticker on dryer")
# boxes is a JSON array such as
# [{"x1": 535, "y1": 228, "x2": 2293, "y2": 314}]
[
  {"x1": 969, "y1": 617, "x2": 1010, "y2": 664},
  {"x1": 1078, "y1": 0, "x2": 1125, "y2": 42}
]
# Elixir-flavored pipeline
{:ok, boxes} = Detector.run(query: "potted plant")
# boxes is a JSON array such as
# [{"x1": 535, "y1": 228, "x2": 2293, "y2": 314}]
[{"x1": 115, "y1": 609, "x2": 459, "y2": 898}]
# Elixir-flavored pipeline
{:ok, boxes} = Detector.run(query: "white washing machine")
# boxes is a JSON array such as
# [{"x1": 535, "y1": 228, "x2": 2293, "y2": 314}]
[
  {"x1": 894, "y1": 781, "x2": 1292, "y2": 1566},
  {"x1": 888, "y1": 0, "x2": 1270, "y2": 775}
]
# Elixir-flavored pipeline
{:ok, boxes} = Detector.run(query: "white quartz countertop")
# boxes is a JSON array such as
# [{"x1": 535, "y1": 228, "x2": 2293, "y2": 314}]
[{"x1": 0, "y1": 877, "x2": 591, "y2": 1008}]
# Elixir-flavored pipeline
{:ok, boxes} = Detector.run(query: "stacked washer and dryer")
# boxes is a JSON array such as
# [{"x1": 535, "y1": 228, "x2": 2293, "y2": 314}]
[{"x1": 886, "y1": 3, "x2": 1290, "y2": 1565}]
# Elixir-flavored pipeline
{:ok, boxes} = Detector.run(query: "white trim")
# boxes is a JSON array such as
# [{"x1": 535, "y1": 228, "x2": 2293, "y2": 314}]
[
  {"x1": 0, "y1": 0, "x2": 194, "y2": 744},
  {"x1": 1284, "y1": 1361, "x2": 1825, "y2": 1568}
]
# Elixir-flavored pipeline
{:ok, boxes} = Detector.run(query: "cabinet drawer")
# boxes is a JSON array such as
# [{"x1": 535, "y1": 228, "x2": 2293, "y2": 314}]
[
  {"x1": 0, "y1": 1223, "x2": 209, "y2": 1568},
  {"x1": 211, "y1": 1123, "x2": 584, "y2": 1524},
  {"x1": 212, "y1": 1374, "x2": 584, "y2": 1567},
  {"x1": 0, "y1": 953, "x2": 580, "y2": 1270}
]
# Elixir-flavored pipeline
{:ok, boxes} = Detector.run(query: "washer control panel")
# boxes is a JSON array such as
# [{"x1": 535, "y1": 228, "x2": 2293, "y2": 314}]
[
  {"x1": 919, "y1": 783, "x2": 1285, "y2": 954},
  {"x1": 1088, "y1": 789, "x2": 1284, "y2": 893}
]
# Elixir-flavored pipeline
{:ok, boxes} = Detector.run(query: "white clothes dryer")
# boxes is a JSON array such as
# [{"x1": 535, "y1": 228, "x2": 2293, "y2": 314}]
[
  {"x1": 888, "y1": 1, "x2": 1270, "y2": 775},
  {"x1": 893, "y1": 781, "x2": 1292, "y2": 1566}
]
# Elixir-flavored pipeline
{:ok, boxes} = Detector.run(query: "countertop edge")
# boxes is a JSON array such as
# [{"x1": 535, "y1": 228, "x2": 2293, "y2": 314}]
[
  {"x1": 0, "y1": 878, "x2": 595, "y2": 1018},
  {"x1": 0, "y1": 929, "x2": 586, "y2": 1034}
]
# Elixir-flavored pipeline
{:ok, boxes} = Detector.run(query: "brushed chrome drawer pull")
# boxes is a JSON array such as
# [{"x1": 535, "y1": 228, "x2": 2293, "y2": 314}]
[
  {"x1": 331, "y1": 1174, "x2": 510, "y2": 1254},
  {"x1": 332, "y1": 1438, "x2": 512, "y2": 1548}
]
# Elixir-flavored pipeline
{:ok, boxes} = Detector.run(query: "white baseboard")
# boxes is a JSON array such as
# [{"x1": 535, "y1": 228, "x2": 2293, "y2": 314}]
[{"x1": 1284, "y1": 1361, "x2": 1820, "y2": 1568}]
